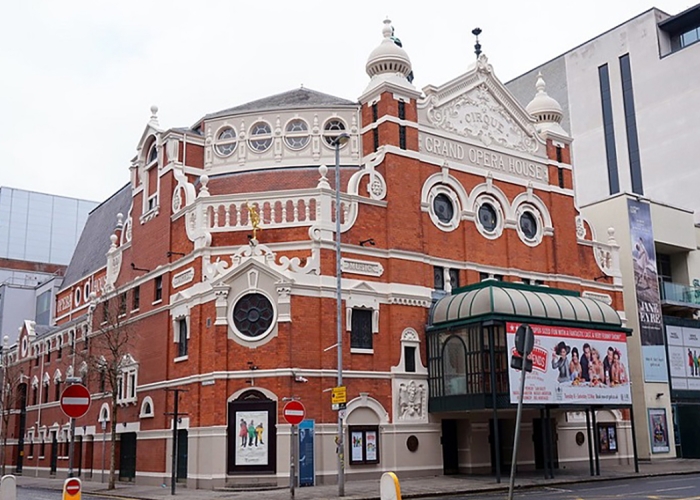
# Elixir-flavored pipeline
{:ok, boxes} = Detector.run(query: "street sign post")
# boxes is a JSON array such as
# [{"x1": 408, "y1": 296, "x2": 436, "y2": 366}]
[
  {"x1": 283, "y1": 400, "x2": 306, "y2": 499},
  {"x1": 60, "y1": 384, "x2": 91, "y2": 419}
]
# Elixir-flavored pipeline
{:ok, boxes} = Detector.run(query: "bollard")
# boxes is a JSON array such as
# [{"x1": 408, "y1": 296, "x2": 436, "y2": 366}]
[
  {"x1": 380, "y1": 472, "x2": 401, "y2": 500},
  {"x1": 0, "y1": 475, "x2": 17, "y2": 500},
  {"x1": 63, "y1": 477, "x2": 82, "y2": 500}
]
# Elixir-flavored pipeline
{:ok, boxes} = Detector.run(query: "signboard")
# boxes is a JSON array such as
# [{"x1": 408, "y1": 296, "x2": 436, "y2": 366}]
[
  {"x1": 283, "y1": 400, "x2": 306, "y2": 426},
  {"x1": 627, "y1": 199, "x2": 667, "y2": 382},
  {"x1": 331, "y1": 386, "x2": 347, "y2": 405},
  {"x1": 665, "y1": 325, "x2": 700, "y2": 391},
  {"x1": 298, "y1": 419, "x2": 315, "y2": 487},
  {"x1": 506, "y1": 322, "x2": 632, "y2": 405},
  {"x1": 60, "y1": 384, "x2": 91, "y2": 419}
]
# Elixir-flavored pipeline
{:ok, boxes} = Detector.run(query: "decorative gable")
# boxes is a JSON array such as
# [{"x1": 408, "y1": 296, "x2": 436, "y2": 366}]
[{"x1": 419, "y1": 55, "x2": 543, "y2": 156}]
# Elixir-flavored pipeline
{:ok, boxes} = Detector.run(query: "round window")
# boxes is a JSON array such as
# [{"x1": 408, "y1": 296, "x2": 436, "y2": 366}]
[
  {"x1": 519, "y1": 212, "x2": 538, "y2": 240},
  {"x1": 215, "y1": 127, "x2": 237, "y2": 157},
  {"x1": 433, "y1": 194, "x2": 454, "y2": 224},
  {"x1": 232, "y1": 293, "x2": 274, "y2": 339},
  {"x1": 478, "y1": 203, "x2": 498, "y2": 233},
  {"x1": 284, "y1": 119, "x2": 310, "y2": 150},
  {"x1": 322, "y1": 119, "x2": 347, "y2": 146},
  {"x1": 248, "y1": 122, "x2": 273, "y2": 153},
  {"x1": 74, "y1": 288, "x2": 82, "y2": 307}
]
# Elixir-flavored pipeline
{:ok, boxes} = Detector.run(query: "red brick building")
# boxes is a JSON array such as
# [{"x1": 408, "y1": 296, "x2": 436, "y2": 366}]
[{"x1": 1, "y1": 20, "x2": 631, "y2": 487}]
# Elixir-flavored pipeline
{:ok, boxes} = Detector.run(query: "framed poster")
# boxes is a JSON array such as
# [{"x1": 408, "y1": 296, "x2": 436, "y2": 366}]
[
  {"x1": 597, "y1": 423, "x2": 617, "y2": 453},
  {"x1": 648, "y1": 408, "x2": 670, "y2": 453},
  {"x1": 349, "y1": 426, "x2": 380, "y2": 465},
  {"x1": 227, "y1": 392, "x2": 277, "y2": 474}
]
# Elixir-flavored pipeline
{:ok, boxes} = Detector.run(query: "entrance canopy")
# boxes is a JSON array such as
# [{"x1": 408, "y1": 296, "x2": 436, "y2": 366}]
[{"x1": 430, "y1": 281, "x2": 623, "y2": 331}]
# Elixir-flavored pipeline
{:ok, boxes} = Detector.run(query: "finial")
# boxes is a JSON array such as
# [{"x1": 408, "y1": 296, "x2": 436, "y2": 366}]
[
  {"x1": 472, "y1": 27, "x2": 482, "y2": 59},
  {"x1": 317, "y1": 165, "x2": 330, "y2": 189},
  {"x1": 149, "y1": 105, "x2": 159, "y2": 126},
  {"x1": 382, "y1": 18, "x2": 392, "y2": 38},
  {"x1": 199, "y1": 174, "x2": 210, "y2": 197},
  {"x1": 536, "y1": 72, "x2": 546, "y2": 94},
  {"x1": 116, "y1": 213, "x2": 124, "y2": 228},
  {"x1": 110, "y1": 234, "x2": 118, "y2": 248},
  {"x1": 300, "y1": 83, "x2": 304, "y2": 89}
]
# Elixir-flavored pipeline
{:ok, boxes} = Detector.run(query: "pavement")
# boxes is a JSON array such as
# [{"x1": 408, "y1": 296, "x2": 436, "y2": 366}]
[{"x1": 12, "y1": 459, "x2": 700, "y2": 500}]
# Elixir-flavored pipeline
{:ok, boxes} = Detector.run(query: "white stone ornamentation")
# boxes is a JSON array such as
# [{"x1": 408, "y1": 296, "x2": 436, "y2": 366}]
[{"x1": 398, "y1": 381, "x2": 426, "y2": 421}]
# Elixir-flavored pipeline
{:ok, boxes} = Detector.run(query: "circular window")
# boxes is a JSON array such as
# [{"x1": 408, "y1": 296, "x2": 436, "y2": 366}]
[
  {"x1": 74, "y1": 288, "x2": 82, "y2": 307},
  {"x1": 215, "y1": 127, "x2": 237, "y2": 157},
  {"x1": 407, "y1": 435, "x2": 419, "y2": 452},
  {"x1": 478, "y1": 203, "x2": 498, "y2": 233},
  {"x1": 248, "y1": 122, "x2": 273, "y2": 153},
  {"x1": 433, "y1": 194, "x2": 454, "y2": 224},
  {"x1": 322, "y1": 118, "x2": 347, "y2": 146},
  {"x1": 232, "y1": 293, "x2": 274, "y2": 339},
  {"x1": 84, "y1": 282, "x2": 91, "y2": 301},
  {"x1": 284, "y1": 119, "x2": 310, "y2": 150},
  {"x1": 519, "y1": 212, "x2": 538, "y2": 240}
]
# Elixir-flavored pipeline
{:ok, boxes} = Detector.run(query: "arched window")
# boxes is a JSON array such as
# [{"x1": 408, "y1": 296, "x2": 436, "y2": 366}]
[{"x1": 443, "y1": 336, "x2": 467, "y2": 395}]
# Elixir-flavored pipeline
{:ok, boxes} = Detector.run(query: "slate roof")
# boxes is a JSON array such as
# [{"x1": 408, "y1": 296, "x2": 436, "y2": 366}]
[
  {"x1": 34, "y1": 324, "x2": 56, "y2": 339},
  {"x1": 61, "y1": 184, "x2": 132, "y2": 289},
  {"x1": 204, "y1": 87, "x2": 357, "y2": 120}
]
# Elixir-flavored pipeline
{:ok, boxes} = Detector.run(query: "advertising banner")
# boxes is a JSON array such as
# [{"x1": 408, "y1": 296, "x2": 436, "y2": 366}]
[
  {"x1": 665, "y1": 325, "x2": 700, "y2": 391},
  {"x1": 298, "y1": 420, "x2": 315, "y2": 487},
  {"x1": 648, "y1": 408, "x2": 670, "y2": 453},
  {"x1": 627, "y1": 199, "x2": 667, "y2": 382},
  {"x1": 506, "y1": 322, "x2": 632, "y2": 405}
]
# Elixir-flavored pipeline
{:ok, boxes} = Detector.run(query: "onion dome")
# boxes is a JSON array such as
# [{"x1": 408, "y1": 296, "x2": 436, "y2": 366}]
[
  {"x1": 365, "y1": 18, "x2": 413, "y2": 81},
  {"x1": 526, "y1": 73, "x2": 568, "y2": 137}
]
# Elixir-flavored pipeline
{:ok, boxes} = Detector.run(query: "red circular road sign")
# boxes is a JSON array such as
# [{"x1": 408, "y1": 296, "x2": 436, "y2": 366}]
[
  {"x1": 65, "y1": 477, "x2": 81, "y2": 495},
  {"x1": 60, "y1": 384, "x2": 91, "y2": 419},
  {"x1": 283, "y1": 400, "x2": 306, "y2": 425}
]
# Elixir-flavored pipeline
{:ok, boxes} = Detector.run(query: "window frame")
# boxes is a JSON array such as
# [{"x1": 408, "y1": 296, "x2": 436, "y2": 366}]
[{"x1": 350, "y1": 308, "x2": 373, "y2": 351}]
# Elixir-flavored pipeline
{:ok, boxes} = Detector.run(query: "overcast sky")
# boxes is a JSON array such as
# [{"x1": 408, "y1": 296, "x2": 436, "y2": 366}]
[{"x1": 1, "y1": 0, "x2": 694, "y2": 202}]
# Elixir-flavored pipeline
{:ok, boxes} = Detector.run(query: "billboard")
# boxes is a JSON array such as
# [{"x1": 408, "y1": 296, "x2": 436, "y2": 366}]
[
  {"x1": 627, "y1": 199, "x2": 667, "y2": 382},
  {"x1": 507, "y1": 322, "x2": 632, "y2": 405},
  {"x1": 665, "y1": 325, "x2": 700, "y2": 391}
]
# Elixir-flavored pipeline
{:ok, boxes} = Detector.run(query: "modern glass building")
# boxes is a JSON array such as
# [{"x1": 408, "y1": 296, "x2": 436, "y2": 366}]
[{"x1": 0, "y1": 186, "x2": 98, "y2": 266}]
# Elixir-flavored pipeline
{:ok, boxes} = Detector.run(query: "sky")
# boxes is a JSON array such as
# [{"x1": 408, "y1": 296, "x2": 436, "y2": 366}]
[{"x1": 1, "y1": 0, "x2": 695, "y2": 202}]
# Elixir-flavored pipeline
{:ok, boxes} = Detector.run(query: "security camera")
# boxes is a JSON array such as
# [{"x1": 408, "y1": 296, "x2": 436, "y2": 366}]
[{"x1": 295, "y1": 376, "x2": 309, "y2": 383}]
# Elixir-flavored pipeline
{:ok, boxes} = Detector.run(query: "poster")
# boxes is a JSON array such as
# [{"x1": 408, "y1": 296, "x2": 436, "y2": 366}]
[
  {"x1": 351, "y1": 431, "x2": 364, "y2": 462},
  {"x1": 235, "y1": 410, "x2": 268, "y2": 466},
  {"x1": 598, "y1": 424, "x2": 618, "y2": 453},
  {"x1": 627, "y1": 199, "x2": 667, "y2": 382},
  {"x1": 666, "y1": 325, "x2": 700, "y2": 391},
  {"x1": 648, "y1": 408, "x2": 670, "y2": 453},
  {"x1": 507, "y1": 322, "x2": 632, "y2": 405},
  {"x1": 298, "y1": 420, "x2": 314, "y2": 487},
  {"x1": 365, "y1": 431, "x2": 377, "y2": 461}
]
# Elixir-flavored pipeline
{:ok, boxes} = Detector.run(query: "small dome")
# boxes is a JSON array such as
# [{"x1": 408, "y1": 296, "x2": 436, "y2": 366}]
[
  {"x1": 365, "y1": 19, "x2": 412, "y2": 80},
  {"x1": 526, "y1": 72, "x2": 562, "y2": 123}
]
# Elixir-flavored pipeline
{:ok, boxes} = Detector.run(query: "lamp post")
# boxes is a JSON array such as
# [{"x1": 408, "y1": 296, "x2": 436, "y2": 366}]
[{"x1": 332, "y1": 132, "x2": 350, "y2": 497}]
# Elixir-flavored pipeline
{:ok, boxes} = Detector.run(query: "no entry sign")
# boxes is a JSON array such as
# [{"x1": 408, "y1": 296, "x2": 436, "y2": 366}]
[
  {"x1": 63, "y1": 477, "x2": 81, "y2": 498},
  {"x1": 283, "y1": 400, "x2": 306, "y2": 425},
  {"x1": 60, "y1": 384, "x2": 91, "y2": 419}
]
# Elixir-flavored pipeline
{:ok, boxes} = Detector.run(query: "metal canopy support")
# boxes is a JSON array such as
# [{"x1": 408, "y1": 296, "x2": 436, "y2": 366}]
[
  {"x1": 545, "y1": 406, "x2": 555, "y2": 479},
  {"x1": 585, "y1": 408, "x2": 594, "y2": 477},
  {"x1": 591, "y1": 408, "x2": 600, "y2": 476},
  {"x1": 629, "y1": 405, "x2": 640, "y2": 473},
  {"x1": 488, "y1": 325, "x2": 501, "y2": 484}
]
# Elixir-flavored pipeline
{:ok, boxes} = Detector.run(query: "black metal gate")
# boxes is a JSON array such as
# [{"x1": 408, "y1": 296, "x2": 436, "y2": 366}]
[{"x1": 176, "y1": 429, "x2": 188, "y2": 482}]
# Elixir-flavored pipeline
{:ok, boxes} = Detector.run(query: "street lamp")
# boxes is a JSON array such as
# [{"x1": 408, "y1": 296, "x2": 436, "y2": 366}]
[{"x1": 331, "y1": 132, "x2": 350, "y2": 497}]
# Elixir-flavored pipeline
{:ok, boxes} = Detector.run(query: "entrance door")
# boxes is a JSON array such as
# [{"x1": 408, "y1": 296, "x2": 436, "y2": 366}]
[
  {"x1": 676, "y1": 404, "x2": 700, "y2": 458},
  {"x1": 532, "y1": 418, "x2": 559, "y2": 469},
  {"x1": 118, "y1": 432, "x2": 137, "y2": 481},
  {"x1": 489, "y1": 418, "x2": 514, "y2": 473},
  {"x1": 441, "y1": 419, "x2": 459, "y2": 475},
  {"x1": 176, "y1": 429, "x2": 188, "y2": 482},
  {"x1": 50, "y1": 431, "x2": 58, "y2": 475}
]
